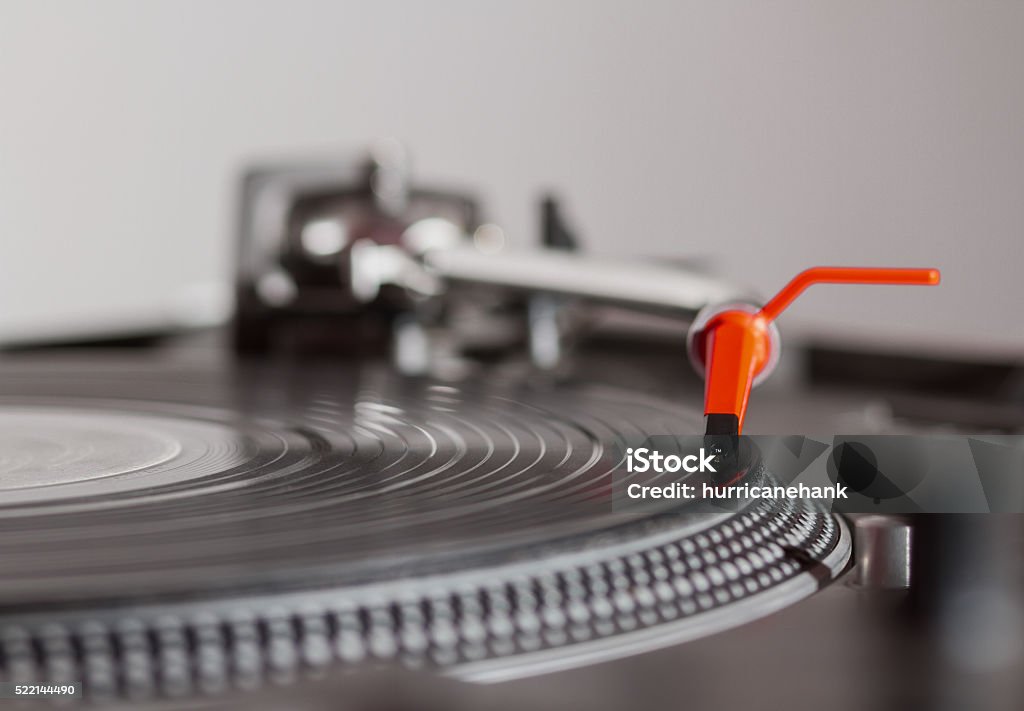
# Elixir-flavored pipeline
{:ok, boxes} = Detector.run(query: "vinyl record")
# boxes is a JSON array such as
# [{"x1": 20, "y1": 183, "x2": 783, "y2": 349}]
[{"x1": 0, "y1": 353, "x2": 849, "y2": 697}]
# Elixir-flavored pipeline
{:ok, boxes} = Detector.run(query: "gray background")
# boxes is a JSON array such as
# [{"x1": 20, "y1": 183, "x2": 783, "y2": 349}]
[{"x1": 1, "y1": 1, "x2": 1022, "y2": 356}]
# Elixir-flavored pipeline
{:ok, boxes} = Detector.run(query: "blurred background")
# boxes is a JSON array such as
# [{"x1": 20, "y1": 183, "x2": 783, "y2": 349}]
[{"x1": 1, "y1": 0, "x2": 1022, "y2": 356}]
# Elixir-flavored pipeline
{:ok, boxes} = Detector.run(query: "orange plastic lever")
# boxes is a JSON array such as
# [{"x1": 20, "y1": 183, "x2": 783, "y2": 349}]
[{"x1": 699, "y1": 267, "x2": 941, "y2": 434}]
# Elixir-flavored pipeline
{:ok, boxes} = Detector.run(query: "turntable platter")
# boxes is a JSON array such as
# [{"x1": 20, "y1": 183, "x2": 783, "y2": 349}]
[{"x1": 0, "y1": 354, "x2": 849, "y2": 695}]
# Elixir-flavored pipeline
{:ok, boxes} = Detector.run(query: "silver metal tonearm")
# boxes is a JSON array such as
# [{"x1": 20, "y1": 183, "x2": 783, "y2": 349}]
[
  {"x1": 350, "y1": 212, "x2": 749, "y2": 320},
  {"x1": 347, "y1": 219, "x2": 752, "y2": 372},
  {"x1": 234, "y1": 145, "x2": 754, "y2": 368},
  {"x1": 422, "y1": 245, "x2": 747, "y2": 317},
  {"x1": 344, "y1": 149, "x2": 750, "y2": 316}
]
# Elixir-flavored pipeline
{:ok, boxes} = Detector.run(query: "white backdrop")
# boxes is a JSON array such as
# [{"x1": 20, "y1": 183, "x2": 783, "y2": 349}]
[{"x1": 1, "y1": 1, "x2": 1022, "y2": 356}]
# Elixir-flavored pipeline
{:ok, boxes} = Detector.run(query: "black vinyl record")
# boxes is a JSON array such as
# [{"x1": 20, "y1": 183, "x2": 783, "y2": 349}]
[{"x1": 0, "y1": 353, "x2": 849, "y2": 697}]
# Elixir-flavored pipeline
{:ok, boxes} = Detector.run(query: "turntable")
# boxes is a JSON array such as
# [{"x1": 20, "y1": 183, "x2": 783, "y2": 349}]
[{"x1": 0, "y1": 149, "x2": 1020, "y2": 711}]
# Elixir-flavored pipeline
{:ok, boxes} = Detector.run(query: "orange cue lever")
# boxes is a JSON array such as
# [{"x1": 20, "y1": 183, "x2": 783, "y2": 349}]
[{"x1": 694, "y1": 267, "x2": 941, "y2": 435}]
